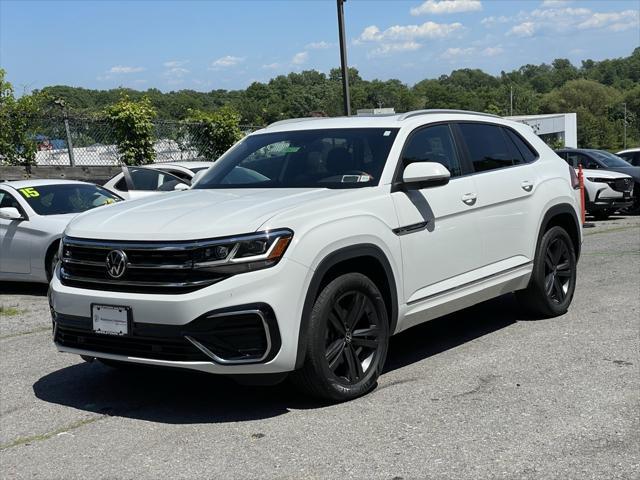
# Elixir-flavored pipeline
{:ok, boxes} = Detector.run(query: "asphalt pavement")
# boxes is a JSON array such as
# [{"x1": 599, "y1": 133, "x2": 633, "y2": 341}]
[{"x1": 1, "y1": 216, "x2": 638, "y2": 480}]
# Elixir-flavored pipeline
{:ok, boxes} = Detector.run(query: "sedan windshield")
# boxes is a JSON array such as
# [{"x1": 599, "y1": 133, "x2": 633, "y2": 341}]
[
  {"x1": 15, "y1": 184, "x2": 121, "y2": 215},
  {"x1": 194, "y1": 128, "x2": 399, "y2": 189},
  {"x1": 590, "y1": 150, "x2": 632, "y2": 168}
]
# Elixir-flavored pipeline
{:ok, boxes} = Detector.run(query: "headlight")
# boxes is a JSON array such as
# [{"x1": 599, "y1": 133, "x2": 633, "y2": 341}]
[
  {"x1": 192, "y1": 229, "x2": 293, "y2": 274},
  {"x1": 586, "y1": 177, "x2": 607, "y2": 183}
]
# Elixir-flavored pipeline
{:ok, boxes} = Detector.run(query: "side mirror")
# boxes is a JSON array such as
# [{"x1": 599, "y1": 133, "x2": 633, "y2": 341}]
[
  {"x1": 191, "y1": 170, "x2": 206, "y2": 185},
  {"x1": 402, "y1": 162, "x2": 450, "y2": 189},
  {"x1": 0, "y1": 207, "x2": 24, "y2": 220},
  {"x1": 174, "y1": 182, "x2": 190, "y2": 191}
]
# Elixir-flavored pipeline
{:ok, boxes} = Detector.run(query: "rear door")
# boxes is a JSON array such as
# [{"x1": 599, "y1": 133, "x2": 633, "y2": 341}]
[
  {"x1": 391, "y1": 123, "x2": 483, "y2": 306},
  {"x1": 454, "y1": 122, "x2": 540, "y2": 268}
]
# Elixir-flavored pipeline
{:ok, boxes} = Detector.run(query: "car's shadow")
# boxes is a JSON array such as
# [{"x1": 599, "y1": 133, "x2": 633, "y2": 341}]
[
  {"x1": 33, "y1": 295, "x2": 524, "y2": 424},
  {"x1": 0, "y1": 281, "x2": 48, "y2": 296}
]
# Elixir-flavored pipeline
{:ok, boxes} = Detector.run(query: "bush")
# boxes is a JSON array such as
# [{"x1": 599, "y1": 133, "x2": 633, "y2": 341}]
[
  {"x1": 105, "y1": 95, "x2": 156, "y2": 165},
  {"x1": 184, "y1": 107, "x2": 243, "y2": 160}
]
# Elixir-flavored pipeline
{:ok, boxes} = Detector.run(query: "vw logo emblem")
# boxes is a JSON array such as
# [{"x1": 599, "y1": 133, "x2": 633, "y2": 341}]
[{"x1": 105, "y1": 250, "x2": 128, "y2": 279}]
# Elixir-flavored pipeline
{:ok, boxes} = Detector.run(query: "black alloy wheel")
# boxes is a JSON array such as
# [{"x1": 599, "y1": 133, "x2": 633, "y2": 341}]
[
  {"x1": 543, "y1": 236, "x2": 572, "y2": 305},
  {"x1": 324, "y1": 290, "x2": 381, "y2": 384}
]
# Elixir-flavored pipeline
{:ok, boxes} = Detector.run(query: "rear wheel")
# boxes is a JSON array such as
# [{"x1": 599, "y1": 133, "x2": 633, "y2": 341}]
[
  {"x1": 292, "y1": 272, "x2": 389, "y2": 402},
  {"x1": 516, "y1": 226, "x2": 577, "y2": 318}
]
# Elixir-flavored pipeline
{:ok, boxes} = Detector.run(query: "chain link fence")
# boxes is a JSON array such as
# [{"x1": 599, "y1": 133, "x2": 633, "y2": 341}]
[{"x1": 31, "y1": 117, "x2": 261, "y2": 166}]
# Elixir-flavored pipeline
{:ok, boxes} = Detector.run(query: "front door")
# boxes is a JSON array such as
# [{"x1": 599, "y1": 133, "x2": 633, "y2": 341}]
[{"x1": 391, "y1": 124, "x2": 483, "y2": 315}]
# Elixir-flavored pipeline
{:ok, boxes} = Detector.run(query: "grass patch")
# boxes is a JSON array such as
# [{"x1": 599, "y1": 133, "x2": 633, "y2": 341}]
[{"x1": 0, "y1": 306, "x2": 24, "y2": 317}]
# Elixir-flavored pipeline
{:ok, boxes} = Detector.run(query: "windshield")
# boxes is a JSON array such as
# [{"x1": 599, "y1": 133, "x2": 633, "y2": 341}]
[
  {"x1": 194, "y1": 128, "x2": 399, "y2": 189},
  {"x1": 15, "y1": 184, "x2": 121, "y2": 215},
  {"x1": 590, "y1": 150, "x2": 632, "y2": 168}
]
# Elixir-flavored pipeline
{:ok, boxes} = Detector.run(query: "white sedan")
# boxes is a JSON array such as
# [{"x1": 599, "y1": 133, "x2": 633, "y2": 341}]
[
  {"x1": 103, "y1": 162, "x2": 213, "y2": 200},
  {"x1": 0, "y1": 179, "x2": 122, "y2": 283}
]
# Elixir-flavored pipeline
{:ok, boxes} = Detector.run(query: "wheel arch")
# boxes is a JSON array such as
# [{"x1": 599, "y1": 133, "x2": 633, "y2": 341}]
[
  {"x1": 44, "y1": 237, "x2": 61, "y2": 279},
  {"x1": 538, "y1": 203, "x2": 581, "y2": 261},
  {"x1": 295, "y1": 244, "x2": 398, "y2": 369}
]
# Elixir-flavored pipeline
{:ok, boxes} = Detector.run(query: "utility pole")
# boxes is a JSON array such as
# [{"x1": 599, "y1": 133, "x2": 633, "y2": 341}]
[
  {"x1": 510, "y1": 86, "x2": 513, "y2": 116},
  {"x1": 337, "y1": 0, "x2": 351, "y2": 116},
  {"x1": 54, "y1": 98, "x2": 76, "y2": 167},
  {"x1": 623, "y1": 102, "x2": 627, "y2": 149}
]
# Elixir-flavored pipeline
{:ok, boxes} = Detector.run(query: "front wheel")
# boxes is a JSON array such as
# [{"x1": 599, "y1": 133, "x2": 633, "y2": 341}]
[
  {"x1": 292, "y1": 272, "x2": 389, "y2": 402},
  {"x1": 516, "y1": 226, "x2": 577, "y2": 318}
]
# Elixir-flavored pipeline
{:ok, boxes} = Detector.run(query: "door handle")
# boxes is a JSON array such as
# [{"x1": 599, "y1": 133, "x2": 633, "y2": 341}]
[
  {"x1": 521, "y1": 181, "x2": 534, "y2": 192},
  {"x1": 461, "y1": 193, "x2": 477, "y2": 206}
]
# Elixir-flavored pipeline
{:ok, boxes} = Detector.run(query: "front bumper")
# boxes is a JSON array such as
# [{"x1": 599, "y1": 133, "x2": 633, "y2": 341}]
[
  {"x1": 587, "y1": 196, "x2": 634, "y2": 212},
  {"x1": 50, "y1": 258, "x2": 311, "y2": 374}
]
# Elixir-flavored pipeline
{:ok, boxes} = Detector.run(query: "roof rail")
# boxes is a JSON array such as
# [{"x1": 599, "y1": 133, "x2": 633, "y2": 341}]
[
  {"x1": 398, "y1": 109, "x2": 500, "y2": 121},
  {"x1": 266, "y1": 117, "x2": 327, "y2": 128}
]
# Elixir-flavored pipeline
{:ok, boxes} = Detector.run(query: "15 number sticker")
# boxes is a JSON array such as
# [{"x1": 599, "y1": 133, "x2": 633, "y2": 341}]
[{"x1": 19, "y1": 187, "x2": 40, "y2": 198}]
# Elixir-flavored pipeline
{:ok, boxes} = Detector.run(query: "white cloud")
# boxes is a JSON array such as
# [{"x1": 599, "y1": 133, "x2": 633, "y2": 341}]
[
  {"x1": 440, "y1": 47, "x2": 474, "y2": 59},
  {"x1": 108, "y1": 65, "x2": 144, "y2": 74},
  {"x1": 508, "y1": 21, "x2": 537, "y2": 37},
  {"x1": 291, "y1": 51, "x2": 308, "y2": 65},
  {"x1": 164, "y1": 67, "x2": 189, "y2": 77},
  {"x1": 305, "y1": 41, "x2": 333, "y2": 49},
  {"x1": 481, "y1": 46, "x2": 504, "y2": 57},
  {"x1": 163, "y1": 60, "x2": 188, "y2": 68},
  {"x1": 481, "y1": 15, "x2": 510, "y2": 26},
  {"x1": 209, "y1": 55, "x2": 245, "y2": 69},
  {"x1": 541, "y1": 0, "x2": 571, "y2": 6},
  {"x1": 577, "y1": 10, "x2": 639, "y2": 31},
  {"x1": 410, "y1": 0, "x2": 482, "y2": 16},
  {"x1": 370, "y1": 42, "x2": 422, "y2": 57},
  {"x1": 358, "y1": 21, "x2": 463, "y2": 42}
]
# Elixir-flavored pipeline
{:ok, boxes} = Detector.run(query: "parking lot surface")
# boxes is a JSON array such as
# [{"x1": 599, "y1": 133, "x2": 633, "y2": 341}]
[{"x1": 1, "y1": 216, "x2": 639, "y2": 480}]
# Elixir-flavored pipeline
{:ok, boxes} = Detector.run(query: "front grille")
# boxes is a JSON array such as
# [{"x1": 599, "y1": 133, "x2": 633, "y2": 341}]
[
  {"x1": 55, "y1": 325, "x2": 210, "y2": 361},
  {"x1": 611, "y1": 178, "x2": 633, "y2": 193},
  {"x1": 60, "y1": 237, "x2": 228, "y2": 294}
]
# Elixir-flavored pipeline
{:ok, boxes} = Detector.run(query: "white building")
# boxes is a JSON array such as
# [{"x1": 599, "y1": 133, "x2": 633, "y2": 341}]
[{"x1": 506, "y1": 113, "x2": 577, "y2": 148}]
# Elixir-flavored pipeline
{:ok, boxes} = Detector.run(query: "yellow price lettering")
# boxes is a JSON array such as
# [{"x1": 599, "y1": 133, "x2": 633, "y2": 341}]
[{"x1": 19, "y1": 187, "x2": 40, "y2": 198}]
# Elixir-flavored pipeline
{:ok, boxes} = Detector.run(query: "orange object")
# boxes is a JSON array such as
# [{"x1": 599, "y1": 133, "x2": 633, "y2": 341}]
[{"x1": 578, "y1": 164, "x2": 586, "y2": 225}]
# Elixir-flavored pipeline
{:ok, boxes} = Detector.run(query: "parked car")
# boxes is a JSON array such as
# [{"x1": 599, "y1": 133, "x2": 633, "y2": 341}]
[
  {"x1": 50, "y1": 110, "x2": 582, "y2": 401},
  {"x1": 580, "y1": 169, "x2": 634, "y2": 219},
  {"x1": 0, "y1": 180, "x2": 122, "y2": 283},
  {"x1": 556, "y1": 148, "x2": 640, "y2": 212},
  {"x1": 102, "y1": 162, "x2": 213, "y2": 200},
  {"x1": 616, "y1": 147, "x2": 640, "y2": 167}
]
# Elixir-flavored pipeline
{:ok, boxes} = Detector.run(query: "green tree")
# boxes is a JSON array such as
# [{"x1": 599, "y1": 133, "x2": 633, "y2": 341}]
[
  {"x1": 0, "y1": 69, "x2": 45, "y2": 166},
  {"x1": 185, "y1": 106, "x2": 243, "y2": 159},
  {"x1": 104, "y1": 95, "x2": 157, "y2": 165}
]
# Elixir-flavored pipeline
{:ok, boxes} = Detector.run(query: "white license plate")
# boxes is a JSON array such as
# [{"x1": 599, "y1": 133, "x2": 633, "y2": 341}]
[{"x1": 92, "y1": 305, "x2": 129, "y2": 336}]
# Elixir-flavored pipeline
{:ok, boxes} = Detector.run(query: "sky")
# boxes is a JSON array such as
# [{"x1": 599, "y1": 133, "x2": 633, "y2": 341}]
[{"x1": 1, "y1": 0, "x2": 639, "y2": 93}]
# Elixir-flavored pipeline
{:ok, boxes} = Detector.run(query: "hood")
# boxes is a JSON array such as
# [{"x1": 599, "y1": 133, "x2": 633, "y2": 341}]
[
  {"x1": 66, "y1": 188, "x2": 343, "y2": 241},
  {"x1": 580, "y1": 169, "x2": 632, "y2": 179},
  {"x1": 600, "y1": 166, "x2": 640, "y2": 181}
]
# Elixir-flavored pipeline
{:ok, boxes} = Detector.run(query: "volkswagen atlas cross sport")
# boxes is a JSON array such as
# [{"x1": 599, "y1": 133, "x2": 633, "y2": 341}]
[{"x1": 50, "y1": 110, "x2": 582, "y2": 401}]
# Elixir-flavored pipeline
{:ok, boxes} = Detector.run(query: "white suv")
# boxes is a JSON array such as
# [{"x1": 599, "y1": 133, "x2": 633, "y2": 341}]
[{"x1": 50, "y1": 110, "x2": 582, "y2": 401}]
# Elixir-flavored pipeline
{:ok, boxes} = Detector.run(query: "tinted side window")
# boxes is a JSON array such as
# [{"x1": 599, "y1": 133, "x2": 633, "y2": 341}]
[
  {"x1": 572, "y1": 153, "x2": 599, "y2": 169},
  {"x1": 504, "y1": 129, "x2": 537, "y2": 163},
  {"x1": 402, "y1": 124, "x2": 462, "y2": 177},
  {"x1": 0, "y1": 190, "x2": 20, "y2": 209},
  {"x1": 459, "y1": 123, "x2": 519, "y2": 173}
]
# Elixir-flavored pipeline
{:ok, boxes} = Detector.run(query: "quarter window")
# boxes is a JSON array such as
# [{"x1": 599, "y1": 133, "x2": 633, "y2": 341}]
[
  {"x1": 401, "y1": 124, "x2": 462, "y2": 177},
  {"x1": 504, "y1": 128, "x2": 537, "y2": 163},
  {"x1": 459, "y1": 123, "x2": 523, "y2": 173}
]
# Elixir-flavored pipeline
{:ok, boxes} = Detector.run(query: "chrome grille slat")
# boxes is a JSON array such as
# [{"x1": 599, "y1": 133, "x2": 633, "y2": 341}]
[{"x1": 60, "y1": 237, "x2": 228, "y2": 294}]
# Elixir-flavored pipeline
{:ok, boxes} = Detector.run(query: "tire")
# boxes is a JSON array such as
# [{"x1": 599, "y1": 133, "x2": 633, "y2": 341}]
[
  {"x1": 516, "y1": 226, "x2": 577, "y2": 318},
  {"x1": 592, "y1": 210, "x2": 610, "y2": 221},
  {"x1": 292, "y1": 272, "x2": 389, "y2": 402}
]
